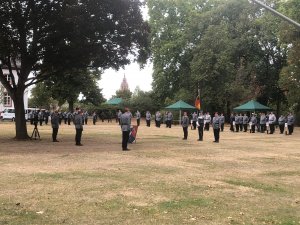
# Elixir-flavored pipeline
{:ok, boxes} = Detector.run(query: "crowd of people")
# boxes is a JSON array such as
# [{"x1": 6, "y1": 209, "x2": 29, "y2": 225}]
[{"x1": 27, "y1": 107, "x2": 296, "y2": 150}]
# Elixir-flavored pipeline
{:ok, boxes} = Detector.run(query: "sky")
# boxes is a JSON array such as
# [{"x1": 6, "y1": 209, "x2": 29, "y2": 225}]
[{"x1": 98, "y1": 61, "x2": 153, "y2": 100}]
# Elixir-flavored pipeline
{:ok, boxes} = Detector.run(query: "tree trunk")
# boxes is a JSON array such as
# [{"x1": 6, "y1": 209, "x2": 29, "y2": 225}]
[
  {"x1": 68, "y1": 100, "x2": 74, "y2": 113},
  {"x1": 12, "y1": 88, "x2": 29, "y2": 140}
]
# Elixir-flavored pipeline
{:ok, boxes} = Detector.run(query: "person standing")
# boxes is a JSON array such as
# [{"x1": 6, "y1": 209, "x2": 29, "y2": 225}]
[
  {"x1": 44, "y1": 110, "x2": 49, "y2": 125},
  {"x1": 92, "y1": 112, "x2": 97, "y2": 125},
  {"x1": 146, "y1": 111, "x2": 151, "y2": 127},
  {"x1": 204, "y1": 112, "x2": 211, "y2": 131},
  {"x1": 268, "y1": 112, "x2": 276, "y2": 134},
  {"x1": 230, "y1": 113, "x2": 235, "y2": 132},
  {"x1": 51, "y1": 110, "x2": 60, "y2": 142},
  {"x1": 38, "y1": 110, "x2": 44, "y2": 126},
  {"x1": 278, "y1": 115, "x2": 286, "y2": 134},
  {"x1": 219, "y1": 113, "x2": 225, "y2": 132},
  {"x1": 212, "y1": 112, "x2": 220, "y2": 143},
  {"x1": 250, "y1": 113, "x2": 257, "y2": 133},
  {"x1": 155, "y1": 111, "x2": 162, "y2": 128},
  {"x1": 192, "y1": 112, "x2": 197, "y2": 130},
  {"x1": 235, "y1": 113, "x2": 240, "y2": 132},
  {"x1": 74, "y1": 108, "x2": 84, "y2": 146},
  {"x1": 287, "y1": 112, "x2": 295, "y2": 135},
  {"x1": 83, "y1": 111, "x2": 89, "y2": 125},
  {"x1": 181, "y1": 112, "x2": 189, "y2": 140},
  {"x1": 167, "y1": 111, "x2": 173, "y2": 128},
  {"x1": 120, "y1": 107, "x2": 132, "y2": 151},
  {"x1": 117, "y1": 110, "x2": 122, "y2": 125},
  {"x1": 238, "y1": 113, "x2": 243, "y2": 132},
  {"x1": 243, "y1": 113, "x2": 249, "y2": 132},
  {"x1": 136, "y1": 110, "x2": 141, "y2": 126},
  {"x1": 197, "y1": 112, "x2": 205, "y2": 141},
  {"x1": 260, "y1": 113, "x2": 267, "y2": 133}
]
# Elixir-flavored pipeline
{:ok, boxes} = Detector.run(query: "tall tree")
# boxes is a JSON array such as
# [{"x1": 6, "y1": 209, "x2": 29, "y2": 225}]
[{"x1": 0, "y1": 0, "x2": 149, "y2": 139}]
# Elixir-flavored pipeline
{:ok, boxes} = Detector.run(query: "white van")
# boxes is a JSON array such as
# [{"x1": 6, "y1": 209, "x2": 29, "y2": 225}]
[{"x1": 2, "y1": 108, "x2": 37, "y2": 121}]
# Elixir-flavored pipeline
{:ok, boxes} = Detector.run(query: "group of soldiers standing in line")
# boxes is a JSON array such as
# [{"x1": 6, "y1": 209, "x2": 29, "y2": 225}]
[{"x1": 229, "y1": 112, "x2": 295, "y2": 135}]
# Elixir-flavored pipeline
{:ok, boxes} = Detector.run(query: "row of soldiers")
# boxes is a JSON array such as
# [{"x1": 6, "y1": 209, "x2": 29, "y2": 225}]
[{"x1": 229, "y1": 112, "x2": 295, "y2": 135}]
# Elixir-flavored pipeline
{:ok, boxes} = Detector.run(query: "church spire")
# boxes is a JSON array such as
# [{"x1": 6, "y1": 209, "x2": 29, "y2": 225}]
[{"x1": 120, "y1": 74, "x2": 129, "y2": 91}]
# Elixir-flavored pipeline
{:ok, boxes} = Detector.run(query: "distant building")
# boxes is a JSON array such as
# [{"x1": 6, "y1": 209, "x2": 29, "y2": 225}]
[
  {"x1": 0, "y1": 67, "x2": 29, "y2": 112},
  {"x1": 120, "y1": 74, "x2": 129, "y2": 91}
]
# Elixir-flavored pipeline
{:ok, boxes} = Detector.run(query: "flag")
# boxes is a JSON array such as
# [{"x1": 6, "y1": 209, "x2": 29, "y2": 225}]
[{"x1": 195, "y1": 96, "x2": 201, "y2": 110}]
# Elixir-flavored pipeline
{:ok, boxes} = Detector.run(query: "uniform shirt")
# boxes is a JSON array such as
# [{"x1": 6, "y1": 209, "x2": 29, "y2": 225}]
[
  {"x1": 118, "y1": 111, "x2": 122, "y2": 119},
  {"x1": 260, "y1": 115, "x2": 266, "y2": 124},
  {"x1": 51, "y1": 113, "x2": 59, "y2": 129},
  {"x1": 181, "y1": 116, "x2": 189, "y2": 128},
  {"x1": 197, "y1": 115, "x2": 205, "y2": 127},
  {"x1": 287, "y1": 115, "x2": 294, "y2": 125},
  {"x1": 146, "y1": 112, "x2": 151, "y2": 120},
  {"x1": 212, "y1": 116, "x2": 220, "y2": 129},
  {"x1": 167, "y1": 112, "x2": 173, "y2": 121},
  {"x1": 74, "y1": 113, "x2": 84, "y2": 129},
  {"x1": 192, "y1": 113, "x2": 198, "y2": 122},
  {"x1": 155, "y1": 112, "x2": 162, "y2": 121},
  {"x1": 120, "y1": 112, "x2": 132, "y2": 132},
  {"x1": 219, "y1": 115, "x2": 225, "y2": 124},
  {"x1": 238, "y1": 115, "x2": 243, "y2": 124},
  {"x1": 278, "y1": 116, "x2": 286, "y2": 125},
  {"x1": 235, "y1": 115, "x2": 240, "y2": 124},
  {"x1": 136, "y1": 111, "x2": 141, "y2": 119},
  {"x1": 242, "y1": 116, "x2": 249, "y2": 124},
  {"x1": 204, "y1": 114, "x2": 211, "y2": 124},
  {"x1": 250, "y1": 116, "x2": 257, "y2": 125},
  {"x1": 268, "y1": 114, "x2": 276, "y2": 124}
]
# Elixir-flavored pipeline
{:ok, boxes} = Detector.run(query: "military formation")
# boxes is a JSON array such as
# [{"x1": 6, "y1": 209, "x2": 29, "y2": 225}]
[{"x1": 26, "y1": 107, "x2": 296, "y2": 150}]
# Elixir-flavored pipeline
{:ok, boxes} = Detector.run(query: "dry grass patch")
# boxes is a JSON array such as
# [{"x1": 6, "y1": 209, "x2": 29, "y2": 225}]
[{"x1": 0, "y1": 121, "x2": 300, "y2": 225}]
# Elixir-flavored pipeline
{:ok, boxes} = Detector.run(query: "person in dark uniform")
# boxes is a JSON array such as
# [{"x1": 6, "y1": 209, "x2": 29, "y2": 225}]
[
  {"x1": 242, "y1": 113, "x2": 249, "y2": 132},
  {"x1": 58, "y1": 111, "x2": 63, "y2": 125},
  {"x1": 192, "y1": 112, "x2": 197, "y2": 130},
  {"x1": 51, "y1": 110, "x2": 59, "y2": 142},
  {"x1": 44, "y1": 110, "x2": 49, "y2": 125},
  {"x1": 260, "y1": 113, "x2": 266, "y2": 133},
  {"x1": 268, "y1": 112, "x2": 276, "y2": 134},
  {"x1": 197, "y1": 112, "x2": 205, "y2": 141},
  {"x1": 212, "y1": 112, "x2": 220, "y2": 143},
  {"x1": 278, "y1": 115, "x2": 286, "y2": 134},
  {"x1": 219, "y1": 113, "x2": 225, "y2": 132},
  {"x1": 120, "y1": 107, "x2": 132, "y2": 151},
  {"x1": 74, "y1": 108, "x2": 84, "y2": 146},
  {"x1": 136, "y1": 110, "x2": 141, "y2": 126},
  {"x1": 155, "y1": 111, "x2": 162, "y2": 128},
  {"x1": 287, "y1": 112, "x2": 295, "y2": 135},
  {"x1": 235, "y1": 113, "x2": 240, "y2": 132},
  {"x1": 67, "y1": 111, "x2": 73, "y2": 125},
  {"x1": 181, "y1": 111, "x2": 189, "y2": 140},
  {"x1": 92, "y1": 112, "x2": 97, "y2": 125},
  {"x1": 38, "y1": 110, "x2": 44, "y2": 126},
  {"x1": 167, "y1": 111, "x2": 173, "y2": 128},
  {"x1": 250, "y1": 113, "x2": 257, "y2": 133},
  {"x1": 117, "y1": 110, "x2": 122, "y2": 124},
  {"x1": 230, "y1": 113, "x2": 235, "y2": 132},
  {"x1": 238, "y1": 113, "x2": 243, "y2": 132},
  {"x1": 204, "y1": 112, "x2": 211, "y2": 131},
  {"x1": 146, "y1": 111, "x2": 151, "y2": 127}
]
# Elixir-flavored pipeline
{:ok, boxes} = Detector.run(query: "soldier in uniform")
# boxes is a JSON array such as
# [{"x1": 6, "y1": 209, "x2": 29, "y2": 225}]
[
  {"x1": 268, "y1": 112, "x2": 276, "y2": 134},
  {"x1": 197, "y1": 112, "x2": 205, "y2": 141},
  {"x1": 238, "y1": 113, "x2": 243, "y2": 132},
  {"x1": 120, "y1": 107, "x2": 132, "y2": 151},
  {"x1": 29, "y1": 110, "x2": 34, "y2": 125},
  {"x1": 260, "y1": 113, "x2": 267, "y2": 133},
  {"x1": 136, "y1": 110, "x2": 141, "y2": 126},
  {"x1": 92, "y1": 112, "x2": 97, "y2": 125},
  {"x1": 250, "y1": 113, "x2": 257, "y2": 133},
  {"x1": 58, "y1": 111, "x2": 63, "y2": 125},
  {"x1": 229, "y1": 113, "x2": 235, "y2": 132},
  {"x1": 155, "y1": 111, "x2": 162, "y2": 128},
  {"x1": 287, "y1": 112, "x2": 295, "y2": 135},
  {"x1": 235, "y1": 113, "x2": 240, "y2": 132},
  {"x1": 278, "y1": 114, "x2": 286, "y2": 134},
  {"x1": 38, "y1": 110, "x2": 44, "y2": 126},
  {"x1": 219, "y1": 113, "x2": 225, "y2": 132},
  {"x1": 74, "y1": 108, "x2": 84, "y2": 146},
  {"x1": 192, "y1": 112, "x2": 197, "y2": 130},
  {"x1": 167, "y1": 111, "x2": 173, "y2": 128},
  {"x1": 212, "y1": 112, "x2": 220, "y2": 143},
  {"x1": 204, "y1": 112, "x2": 211, "y2": 131},
  {"x1": 242, "y1": 113, "x2": 249, "y2": 132},
  {"x1": 51, "y1": 110, "x2": 60, "y2": 142},
  {"x1": 146, "y1": 111, "x2": 151, "y2": 127},
  {"x1": 181, "y1": 112, "x2": 189, "y2": 140},
  {"x1": 83, "y1": 111, "x2": 89, "y2": 125},
  {"x1": 44, "y1": 110, "x2": 49, "y2": 125},
  {"x1": 117, "y1": 110, "x2": 122, "y2": 125}
]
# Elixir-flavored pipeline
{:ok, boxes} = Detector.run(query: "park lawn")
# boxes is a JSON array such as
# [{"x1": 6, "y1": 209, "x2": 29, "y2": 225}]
[{"x1": 0, "y1": 121, "x2": 299, "y2": 225}]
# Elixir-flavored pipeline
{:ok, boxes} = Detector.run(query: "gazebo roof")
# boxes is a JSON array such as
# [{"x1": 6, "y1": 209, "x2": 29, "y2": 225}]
[
  {"x1": 233, "y1": 100, "x2": 272, "y2": 112},
  {"x1": 165, "y1": 100, "x2": 196, "y2": 110}
]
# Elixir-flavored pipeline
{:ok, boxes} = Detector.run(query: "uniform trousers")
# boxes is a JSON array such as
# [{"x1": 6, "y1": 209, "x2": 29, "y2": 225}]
[
  {"x1": 122, "y1": 131, "x2": 130, "y2": 150},
  {"x1": 279, "y1": 124, "x2": 284, "y2": 134},
  {"x1": 235, "y1": 124, "x2": 239, "y2": 132},
  {"x1": 146, "y1": 120, "x2": 150, "y2": 127},
  {"x1": 204, "y1": 123, "x2": 210, "y2": 131},
  {"x1": 213, "y1": 128, "x2": 220, "y2": 142},
  {"x1": 251, "y1": 125, "x2": 255, "y2": 133},
  {"x1": 260, "y1": 124, "x2": 266, "y2": 133},
  {"x1": 52, "y1": 128, "x2": 58, "y2": 141},
  {"x1": 183, "y1": 127, "x2": 188, "y2": 139},
  {"x1": 288, "y1": 125, "x2": 294, "y2": 135},
  {"x1": 198, "y1": 125, "x2": 204, "y2": 140},
  {"x1": 192, "y1": 121, "x2": 197, "y2": 130},
  {"x1": 75, "y1": 128, "x2": 83, "y2": 145},
  {"x1": 221, "y1": 123, "x2": 224, "y2": 132},
  {"x1": 167, "y1": 120, "x2": 172, "y2": 128},
  {"x1": 239, "y1": 124, "x2": 243, "y2": 132},
  {"x1": 243, "y1": 124, "x2": 248, "y2": 132},
  {"x1": 137, "y1": 119, "x2": 140, "y2": 126},
  {"x1": 269, "y1": 124, "x2": 275, "y2": 134},
  {"x1": 230, "y1": 123, "x2": 234, "y2": 132}
]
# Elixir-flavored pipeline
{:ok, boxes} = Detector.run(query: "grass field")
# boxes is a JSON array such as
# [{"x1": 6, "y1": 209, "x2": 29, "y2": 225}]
[{"x1": 0, "y1": 120, "x2": 299, "y2": 225}]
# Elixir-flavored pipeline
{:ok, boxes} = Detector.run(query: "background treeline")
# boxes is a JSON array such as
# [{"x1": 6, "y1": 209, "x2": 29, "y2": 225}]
[{"x1": 148, "y1": 0, "x2": 300, "y2": 123}]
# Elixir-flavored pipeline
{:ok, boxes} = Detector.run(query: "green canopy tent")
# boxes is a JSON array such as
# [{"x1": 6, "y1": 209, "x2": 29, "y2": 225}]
[
  {"x1": 165, "y1": 100, "x2": 196, "y2": 123},
  {"x1": 233, "y1": 100, "x2": 272, "y2": 112},
  {"x1": 105, "y1": 98, "x2": 123, "y2": 105}
]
